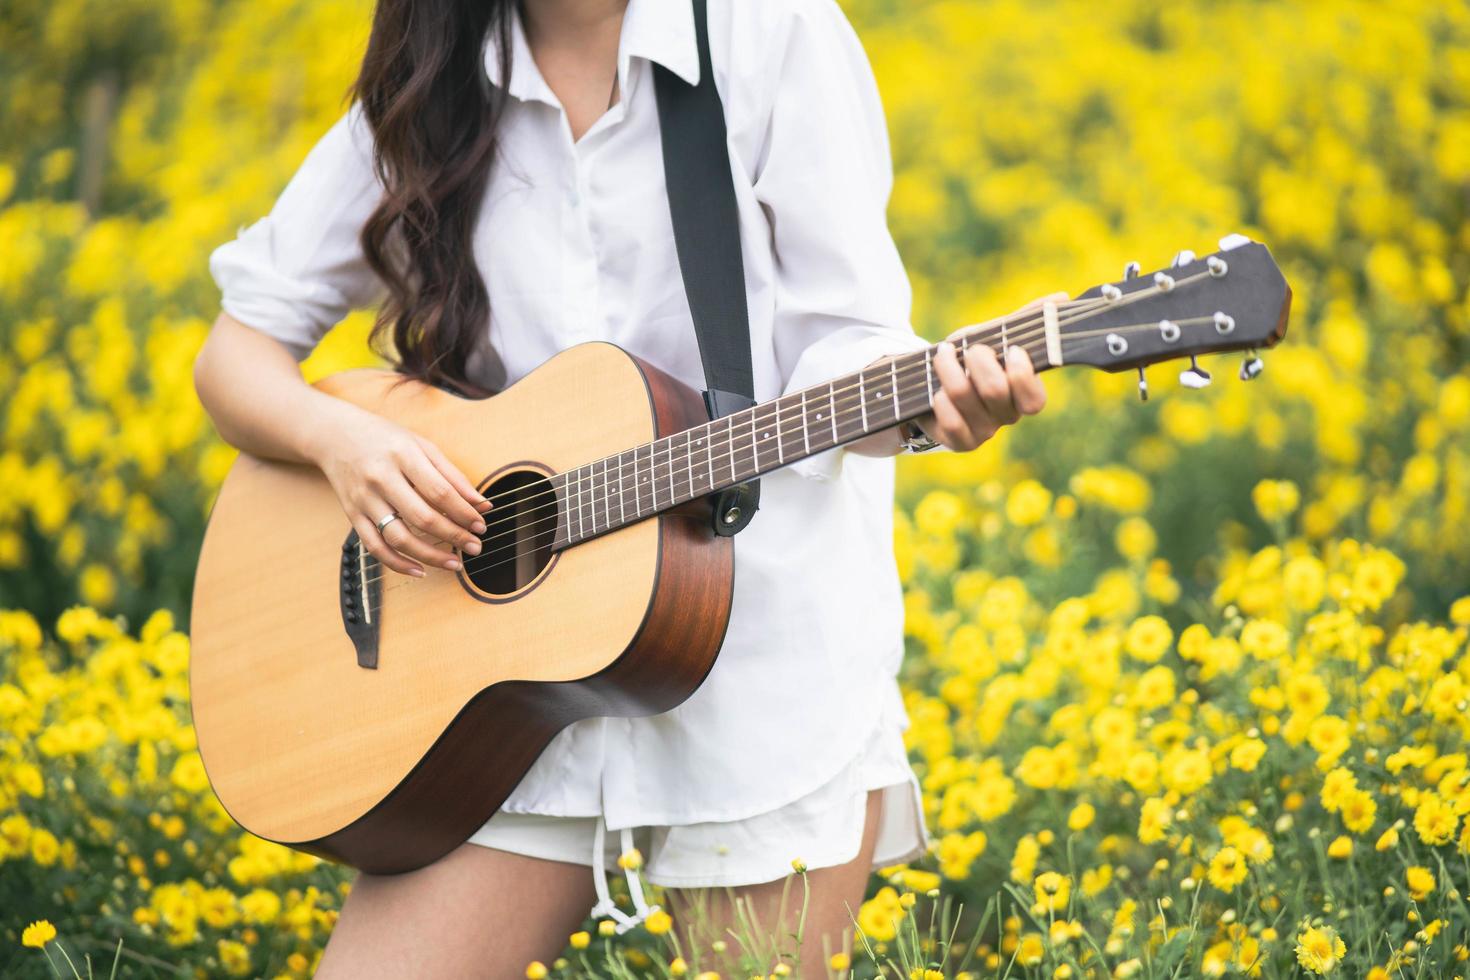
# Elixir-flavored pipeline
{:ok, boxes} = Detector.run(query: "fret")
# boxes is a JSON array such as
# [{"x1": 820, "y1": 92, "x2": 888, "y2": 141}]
[
  {"x1": 601, "y1": 457, "x2": 612, "y2": 532},
  {"x1": 554, "y1": 474, "x2": 568, "y2": 550},
  {"x1": 858, "y1": 371, "x2": 869, "y2": 432},
  {"x1": 723, "y1": 415, "x2": 736, "y2": 487},
  {"x1": 889, "y1": 359, "x2": 900, "y2": 421},
  {"x1": 745, "y1": 409, "x2": 758, "y2": 481},
  {"x1": 663, "y1": 436, "x2": 676, "y2": 510},
  {"x1": 753, "y1": 406, "x2": 775, "y2": 474},
  {"x1": 828, "y1": 381, "x2": 838, "y2": 444},
  {"x1": 576, "y1": 467, "x2": 588, "y2": 543},
  {"x1": 774, "y1": 398, "x2": 784, "y2": 465},
  {"x1": 681, "y1": 430, "x2": 693, "y2": 503},
  {"x1": 616, "y1": 451, "x2": 627, "y2": 525},
  {"x1": 587, "y1": 462, "x2": 598, "y2": 535},
  {"x1": 634, "y1": 444, "x2": 649, "y2": 518},
  {"x1": 801, "y1": 391, "x2": 810, "y2": 455},
  {"x1": 701, "y1": 422, "x2": 715, "y2": 494},
  {"x1": 590, "y1": 460, "x2": 601, "y2": 536}
]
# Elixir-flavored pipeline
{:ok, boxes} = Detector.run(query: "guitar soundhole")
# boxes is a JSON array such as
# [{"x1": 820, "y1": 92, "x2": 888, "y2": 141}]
[{"x1": 465, "y1": 469, "x2": 556, "y2": 598}]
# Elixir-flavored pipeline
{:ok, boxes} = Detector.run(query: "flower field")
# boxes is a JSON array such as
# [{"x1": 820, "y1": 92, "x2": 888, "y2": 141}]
[{"x1": 3, "y1": 0, "x2": 1469, "y2": 976}]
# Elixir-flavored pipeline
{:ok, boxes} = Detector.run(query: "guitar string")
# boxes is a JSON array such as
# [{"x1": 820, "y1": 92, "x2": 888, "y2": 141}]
[
  {"x1": 423, "y1": 296, "x2": 1105, "y2": 517},
  {"x1": 355, "y1": 282, "x2": 1216, "y2": 606},
  {"x1": 352, "y1": 337, "x2": 1054, "y2": 608},
  {"x1": 368, "y1": 291, "x2": 1103, "y2": 554},
  {"x1": 356, "y1": 276, "x2": 1208, "y2": 600},
  {"x1": 358, "y1": 275, "x2": 1212, "y2": 596}
]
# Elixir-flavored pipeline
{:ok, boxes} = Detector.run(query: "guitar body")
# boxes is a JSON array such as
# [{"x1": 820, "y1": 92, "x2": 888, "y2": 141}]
[{"x1": 190, "y1": 342, "x2": 733, "y2": 874}]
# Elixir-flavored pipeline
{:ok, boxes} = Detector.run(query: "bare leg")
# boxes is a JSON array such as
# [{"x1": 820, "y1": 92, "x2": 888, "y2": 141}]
[
  {"x1": 316, "y1": 843, "x2": 596, "y2": 979},
  {"x1": 668, "y1": 789, "x2": 883, "y2": 973}
]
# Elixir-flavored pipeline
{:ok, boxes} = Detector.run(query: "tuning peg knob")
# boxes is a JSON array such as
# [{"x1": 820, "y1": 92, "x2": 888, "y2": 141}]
[
  {"x1": 1137, "y1": 367, "x2": 1149, "y2": 402},
  {"x1": 1123, "y1": 261, "x2": 1141, "y2": 280},
  {"x1": 1239, "y1": 352, "x2": 1264, "y2": 381},
  {"x1": 1171, "y1": 249, "x2": 1196, "y2": 268},
  {"x1": 1179, "y1": 356, "x2": 1212, "y2": 389}
]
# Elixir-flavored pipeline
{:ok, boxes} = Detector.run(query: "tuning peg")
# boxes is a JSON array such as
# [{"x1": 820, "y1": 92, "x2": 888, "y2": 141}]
[
  {"x1": 1218, "y1": 233, "x2": 1251, "y2": 251},
  {"x1": 1179, "y1": 356, "x2": 1212, "y2": 389},
  {"x1": 1171, "y1": 249, "x2": 1196, "y2": 268},
  {"x1": 1239, "y1": 351, "x2": 1264, "y2": 380},
  {"x1": 1137, "y1": 367, "x2": 1149, "y2": 402},
  {"x1": 1123, "y1": 261, "x2": 1141, "y2": 280}
]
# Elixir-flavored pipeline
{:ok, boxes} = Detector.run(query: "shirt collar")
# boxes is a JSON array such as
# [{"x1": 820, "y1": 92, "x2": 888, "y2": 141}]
[{"x1": 483, "y1": 0, "x2": 699, "y2": 106}]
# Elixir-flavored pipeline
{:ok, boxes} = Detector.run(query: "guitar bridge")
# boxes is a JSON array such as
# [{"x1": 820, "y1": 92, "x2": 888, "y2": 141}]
[{"x1": 339, "y1": 530, "x2": 382, "y2": 669}]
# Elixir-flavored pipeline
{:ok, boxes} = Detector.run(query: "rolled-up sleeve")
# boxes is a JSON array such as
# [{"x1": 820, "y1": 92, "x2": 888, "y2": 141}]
[
  {"x1": 208, "y1": 101, "x2": 386, "y2": 361},
  {"x1": 752, "y1": 0, "x2": 929, "y2": 482}
]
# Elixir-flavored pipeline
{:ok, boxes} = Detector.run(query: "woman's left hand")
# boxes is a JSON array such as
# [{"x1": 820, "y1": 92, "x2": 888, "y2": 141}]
[{"x1": 912, "y1": 292, "x2": 1060, "y2": 451}]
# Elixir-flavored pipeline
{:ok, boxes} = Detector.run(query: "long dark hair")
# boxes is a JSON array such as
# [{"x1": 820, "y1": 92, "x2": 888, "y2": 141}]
[{"x1": 351, "y1": 0, "x2": 514, "y2": 396}]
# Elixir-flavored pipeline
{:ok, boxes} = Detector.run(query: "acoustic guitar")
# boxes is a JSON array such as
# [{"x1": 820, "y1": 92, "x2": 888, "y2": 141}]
[{"x1": 189, "y1": 236, "x2": 1291, "y2": 873}]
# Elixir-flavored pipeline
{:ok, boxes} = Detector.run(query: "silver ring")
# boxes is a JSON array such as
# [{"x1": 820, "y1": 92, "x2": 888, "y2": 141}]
[{"x1": 375, "y1": 512, "x2": 401, "y2": 534}]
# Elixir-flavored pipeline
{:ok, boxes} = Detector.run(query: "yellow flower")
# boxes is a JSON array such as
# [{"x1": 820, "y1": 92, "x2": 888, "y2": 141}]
[
  {"x1": 1252, "y1": 479, "x2": 1300, "y2": 522},
  {"x1": 1033, "y1": 871, "x2": 1072, "y2": 913},
  {"x1": 856, "y1": 887, "x2": 905, "y2": 941},
  {"x1": 616, "y1": 848, "x2": 643, "y2": 870},
  {"x1": 525, "y1": 962, "x2": 548, "y2": 979},
  {"x1": 1414, "y1": 792, "x2": 1457, "y2": 845},
  {"x1": 1295, "y1": 926, "x2": 1345, "y2": 974},
  {"x1": 1006, "y1": 479, "x2": 1052, "y2": 526},
  {"x1": 1327, "y1": 836, "x2": 1352, "y2": 859},
  {"x1": 1340, "y1": 790, "x2": 1377, "y2": 834},
  {"x1": 1068, "y1": 802, "x2": 1095, "y2": 832},
  {"x1": 1207, "y1": 848, "x2": 1248, "y2": 892},
  {"x1": 1376, "y1": 826, "x2": 1399, "y2": 851},
  {"x1": 1406, "y1": 866, "x2": 1435, "y2": 901},
  {"x1": 568, "y1": 931, "x2": 589, "y2": 950},
  {"x1": 644, "y1": 909, "x2": 673, "y2": 935},
  {"x1": 218, "y1": 939, "x2": 251, "y2": 977},
  {"x1": 790, "y1": 857, "x2": 807, "y2": 873},
  {"x1": 1114, "y1": 517, "x2": 1156, "y2": 560},
  {"x1": 1139, "y1": 797, "x2": 1171, "y2": 844},
  {"x1": 1231, "y1": 738, "x2": 1267, "y2": 772},
  {"x1": 669, "y1": 958, "x2": 688, "y2": 976},
  {"x1": 1124, "y1": 615, "x2": 1173, "y2": 663},
  {"x1": 829, "y1": 953, "x2": 850, "y2": 971},
  {"x1": 22, "y1": 920, "x2": 56, "y2": 948},
  {"x1": 29, "y1": 828, "x2": 59, "y2": 866}
]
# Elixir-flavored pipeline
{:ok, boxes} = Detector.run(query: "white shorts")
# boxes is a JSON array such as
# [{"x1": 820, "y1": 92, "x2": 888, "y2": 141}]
[{"x1": 466, "y1": 718, "x2": 928, "y2": 889}]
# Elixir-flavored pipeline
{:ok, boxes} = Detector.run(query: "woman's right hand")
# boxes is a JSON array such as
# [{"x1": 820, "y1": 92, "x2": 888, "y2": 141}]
[{"x1": 309, "y1": 404, "x2": 492, "y2": 577}]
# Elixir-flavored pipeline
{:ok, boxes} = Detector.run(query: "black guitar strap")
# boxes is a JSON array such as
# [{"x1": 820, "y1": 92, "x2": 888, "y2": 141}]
[{"x1": 652, "y1": 0, "x2": 759, "y2": 537}]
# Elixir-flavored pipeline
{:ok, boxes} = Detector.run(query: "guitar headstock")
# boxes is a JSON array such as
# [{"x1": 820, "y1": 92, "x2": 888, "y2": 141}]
[{"x1": 1058, "y1": 235, "x2": 1291, "y2": 393}]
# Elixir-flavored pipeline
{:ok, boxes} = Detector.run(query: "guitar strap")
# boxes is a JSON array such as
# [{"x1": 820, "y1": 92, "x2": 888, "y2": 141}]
[{"x1": 652, "y1": 0, "x2": 760, "y2": 537}]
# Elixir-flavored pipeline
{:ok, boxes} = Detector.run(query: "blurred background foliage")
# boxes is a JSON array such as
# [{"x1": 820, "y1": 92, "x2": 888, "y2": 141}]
[{"x1": 3, "y1": 0, "x2": 1470, "y2": 976}]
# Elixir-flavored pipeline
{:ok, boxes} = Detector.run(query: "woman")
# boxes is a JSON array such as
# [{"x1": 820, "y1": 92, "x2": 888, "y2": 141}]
[{"x1": 193, "y1": 0, "x2": 1046, "y2": 974}]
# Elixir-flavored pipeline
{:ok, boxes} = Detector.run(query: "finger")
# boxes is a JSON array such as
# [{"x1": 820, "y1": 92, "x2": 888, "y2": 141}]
[
  {"x1": 401, "y1": 451, "x2": 488, "y2": 538},
  {"x1": 930, "y1": 342, "x2": 979, "y2": 449},
  {"x1": 1005, "y1": 346, "x2": 1048, "y2": 416},
  {"x1": 966, "y1": 344, "x2": 1019, "y2": 427},
  {"x1": 380, "y1": 479, "x2": 472, "y2": 567},
  {"x1": 350, "y1": 512, "x2": 423, "y2": 577},
  {"x1": 415, "y1": 436, "x2": 493, "y2": 515}
]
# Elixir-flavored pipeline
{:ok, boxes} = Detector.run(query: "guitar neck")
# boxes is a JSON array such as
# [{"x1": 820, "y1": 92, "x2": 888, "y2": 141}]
[{"x1": 548, "y1": 310, "x2": 1060, "y2": 550}]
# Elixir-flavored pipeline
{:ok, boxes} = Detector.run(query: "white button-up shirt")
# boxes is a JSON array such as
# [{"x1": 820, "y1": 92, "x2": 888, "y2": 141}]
[{"x1": 209, "y1": 0, "x2": 929, "y2": 829}]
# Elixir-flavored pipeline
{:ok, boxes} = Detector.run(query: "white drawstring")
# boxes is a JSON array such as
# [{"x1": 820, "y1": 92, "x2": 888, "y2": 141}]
[{"x1": 588, "y1": 818, "x2": 659, "y2": 934}]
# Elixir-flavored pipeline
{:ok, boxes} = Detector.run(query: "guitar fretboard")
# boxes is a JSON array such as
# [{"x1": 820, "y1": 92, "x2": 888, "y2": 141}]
[{"x1": 547, "y1": 326, "x2": 1056, "y2": 550}]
